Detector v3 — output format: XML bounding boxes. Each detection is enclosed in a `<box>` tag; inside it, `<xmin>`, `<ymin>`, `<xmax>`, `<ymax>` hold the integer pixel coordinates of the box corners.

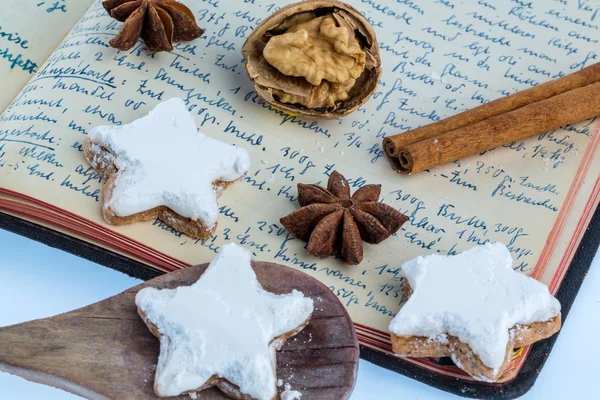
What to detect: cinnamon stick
<box><xmin>383</xmin><ymin>63</ymin><xmax>600</xmax><ymax>172</ymax></box>
<box><xmin>395</xmin><ymin>81</ymin><xmax>600</xmax><ymax>174</ymax></box>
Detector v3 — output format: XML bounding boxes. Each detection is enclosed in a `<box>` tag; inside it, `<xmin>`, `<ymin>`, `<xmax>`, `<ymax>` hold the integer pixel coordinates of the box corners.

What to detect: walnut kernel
<box><xmin>242</xmin><ymin>0</ymin><xmax>381</xmax><ymax>119</ymax></box>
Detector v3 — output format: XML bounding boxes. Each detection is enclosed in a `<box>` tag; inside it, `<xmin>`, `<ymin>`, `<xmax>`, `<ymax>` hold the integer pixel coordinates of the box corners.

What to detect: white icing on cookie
<box><xmin>136</xmin><ymin>243</ymin><xmax>314</xmax><ymax>399</ymax></box>
<box><xmin>389</xmin><ymin>243</ymin><xmax>560</xmax><ymax>370</ymax></box>
<box><xmin>88</xmin><ymin>98</ymin><xmax>251</xmax><ymax>228</ymax></box>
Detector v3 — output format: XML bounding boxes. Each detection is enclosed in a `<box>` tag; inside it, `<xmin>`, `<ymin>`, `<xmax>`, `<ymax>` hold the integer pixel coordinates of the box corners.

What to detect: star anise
<box><xmin>103</xmin><ymin>0</ymin><xmax>204</xmax><ymax>52</ymax></box>
<box><xmin>280</xmin><ymin>171</ymin><xmax>409</xmax><ymax>265</ymax></box>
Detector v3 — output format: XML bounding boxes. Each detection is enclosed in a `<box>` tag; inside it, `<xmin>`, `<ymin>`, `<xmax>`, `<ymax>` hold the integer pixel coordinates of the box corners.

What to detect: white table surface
<box><xmin>0</xmin><ymin>229</ymin><xmax>598</xmax><ymax>400</ymax></box>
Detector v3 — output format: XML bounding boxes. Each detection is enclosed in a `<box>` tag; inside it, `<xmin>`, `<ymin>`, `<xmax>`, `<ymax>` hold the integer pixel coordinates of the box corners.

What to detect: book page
<box><xmin>1</xmin><ymin>0</ymin><xmax>599</xmax><ymax>377</ymax></box>
<box><xmin>0</xmin><ymin>0</ymin><xmax>94</xmax><ymax>111</ymax></box>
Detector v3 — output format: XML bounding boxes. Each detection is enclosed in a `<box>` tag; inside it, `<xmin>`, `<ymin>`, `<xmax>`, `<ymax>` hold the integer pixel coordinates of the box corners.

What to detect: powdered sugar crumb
<box><xmin>281</xmin><ymin>384</ymin><xmax>302</xmax><ymax>400</ymax></box>
<box><xmin>189</xmin><ymin>392</ymin><xmax>197</xmax><ymax>399</ymax></box>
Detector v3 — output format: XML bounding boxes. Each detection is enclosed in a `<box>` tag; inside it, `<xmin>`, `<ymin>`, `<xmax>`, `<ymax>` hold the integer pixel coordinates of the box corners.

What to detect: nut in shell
<box><xmin>241</xmin><ymin>0</ymin><xmax>381</xmax><ymax>119</ymax></box>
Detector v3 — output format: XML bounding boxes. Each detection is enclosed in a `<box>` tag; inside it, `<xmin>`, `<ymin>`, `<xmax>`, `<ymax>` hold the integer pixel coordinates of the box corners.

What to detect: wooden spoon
<box><xmin>0</xmin><ymin>261</ymin><xmax>359</xmax><ymax>399</ymax></box>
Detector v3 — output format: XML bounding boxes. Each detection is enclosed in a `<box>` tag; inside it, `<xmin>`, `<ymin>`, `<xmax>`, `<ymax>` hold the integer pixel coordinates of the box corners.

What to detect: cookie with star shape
<box><xmin>83</xmin><ymin>98</ymin><xmax>251</xmax><ymax>239</ymax></box>
<box><xmin>135</xmin><ymin>243</ymin><xmax>314</xmax><ymax>399</ymax></box>
<box><xmin>389</xmin><ymin>243</ymin><xmax>561</xmax><ymax>382</ymax></box>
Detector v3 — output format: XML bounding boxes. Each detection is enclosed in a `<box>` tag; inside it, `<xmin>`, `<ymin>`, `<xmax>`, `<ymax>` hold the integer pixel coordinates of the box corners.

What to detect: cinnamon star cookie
<box><xmin>84</xmin><ymin>98</ymin><xmax>251</xmax><ymax>238</ymax></box>
<box><xmin>389</xmin><ymin>243</ymin><xmax>561</xmax><ymax>382</ymax></box>
<box><xmin>135</xmin><ymin>243</ymin><xmax>314</xmax><ymax>399</ymax></box>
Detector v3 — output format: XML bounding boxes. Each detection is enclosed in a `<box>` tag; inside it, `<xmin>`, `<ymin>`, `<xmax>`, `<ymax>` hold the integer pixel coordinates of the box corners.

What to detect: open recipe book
<box><xmin>1</xmin><ymin>0</ymin><xmax>599</xmax><ymax>386</ymax></box>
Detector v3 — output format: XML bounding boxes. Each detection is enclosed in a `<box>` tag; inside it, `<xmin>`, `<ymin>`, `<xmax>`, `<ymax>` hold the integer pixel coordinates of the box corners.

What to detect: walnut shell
<box><xmin>241</xmin><ymin>0</ymin><xmax>381</xmax><ymax>119</ymax></box>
